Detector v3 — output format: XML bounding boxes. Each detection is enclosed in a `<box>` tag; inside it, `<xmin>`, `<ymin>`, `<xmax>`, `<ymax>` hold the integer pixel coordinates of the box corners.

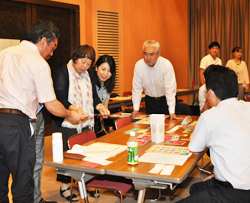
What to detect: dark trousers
<box><xmin>145</xmin><ymin>95</ymin><xmax>193</xmax><ymax>115</ymax></box>
<box><xmin>177</xmin><ymin>177</ymin><xmax>250</xmax><ymax>203</ymax></box>
<box><xmin>0</xmin><ymin>113</ymin><xmax>35</xmax><ymax>203</ymax></box>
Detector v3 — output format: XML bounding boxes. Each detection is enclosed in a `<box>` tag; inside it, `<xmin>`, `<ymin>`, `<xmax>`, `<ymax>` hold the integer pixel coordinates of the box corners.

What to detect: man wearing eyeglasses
<box><xmin>131</xmin><ymin>39</ymin><xmax>192</xmax><ymax>120</ymax></box>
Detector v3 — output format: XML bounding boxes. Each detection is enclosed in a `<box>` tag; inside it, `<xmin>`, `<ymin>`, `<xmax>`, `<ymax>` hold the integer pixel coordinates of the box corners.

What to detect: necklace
<box><xmin>233</xmin><ymin>59</ymin><xmax>241</xmax><ymax>68</ymax></box>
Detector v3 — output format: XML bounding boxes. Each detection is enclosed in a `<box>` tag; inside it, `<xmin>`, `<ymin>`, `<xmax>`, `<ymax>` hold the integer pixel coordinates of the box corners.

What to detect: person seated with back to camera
<box><xmin>177</xmin><ymin>65</ymin><xmax>250</xmax><ymax>203</ymax></box>
<box><xmin>198</xmin><ymin>65</ymin><xmax>220</xmax><ymax>113</ymax></box>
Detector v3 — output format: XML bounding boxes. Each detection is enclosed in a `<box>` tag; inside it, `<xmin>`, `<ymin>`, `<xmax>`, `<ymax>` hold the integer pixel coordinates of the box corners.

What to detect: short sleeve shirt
<box><xmin>0</xmin><ymin>40</ymin><xmax>56</xmax><ymax>119</ymax></box>
<box><xmin>200</xmin><ymin>54</ymin><xmax>222</xmax><ymax>70</ymax></box>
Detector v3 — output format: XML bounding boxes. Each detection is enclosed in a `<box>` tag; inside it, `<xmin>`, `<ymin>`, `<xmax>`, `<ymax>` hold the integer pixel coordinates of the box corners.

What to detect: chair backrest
<box><xmin>68</xmin><ymin>130</ymin><xmax>96</xmax><ymax>149</ymax></box>
<box><xmin>122</xmin><ymin>91</ymin><xmax>132</xmax><ymax>97</ymax></box>
<box><xmin>115</xmin><ymin>117</ymin><xmax>132</xmax><ymax>130</ymax></box>
<box><xmin>245</xmin><ymin>94</ymin><xmax>250</xmax><ymax>102</ymax></box>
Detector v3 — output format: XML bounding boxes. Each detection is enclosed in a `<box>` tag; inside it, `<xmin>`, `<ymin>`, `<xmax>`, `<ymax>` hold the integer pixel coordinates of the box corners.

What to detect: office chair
<box><xmin>66</xmin><ymin>130</ymin><xmax>132</xmax><ymax>203</ymax></box>
<box><xmin>87</xmin><ymin>179</ymin><xmax>132</xmax><ymax>203</ymax></box>
<box><xmin>115</xmin><ymin>117</ymin><xmax>132</xmax><ymax>130</ymax></box>
<box><xmin>55</xmin><ymin>130</ymin><xmax>97</xmax><ymax>203</ymax></box>
<box><xmin>67</xmin><ymin>130</ymin><xmax>96</xmax><ymax>148</ymax></box>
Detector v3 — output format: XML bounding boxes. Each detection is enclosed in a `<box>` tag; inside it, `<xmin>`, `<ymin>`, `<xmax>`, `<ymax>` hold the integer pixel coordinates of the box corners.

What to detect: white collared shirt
<box><xmin>198</xmin><ymin>84</ymin><xmax>207</xmax><ymax>111</ymax></box>
<box><xmin>200</xmin><ymin>54</ymin><xmax>222</xmax><ymax>70</ymax></box>
<box><xmin>132</xmin><ymin>56</ymin><xmax>177</xmax><ymax>114</ymax></box>
<box><xmin>189</xmin><ymin>98</ymin><xmax>250</xmax><ymax>190</ymax></box>
<box><xmin>0</xmin><ymin>40</ymin><xmax>56</xmax><ymax>119</ymax></box>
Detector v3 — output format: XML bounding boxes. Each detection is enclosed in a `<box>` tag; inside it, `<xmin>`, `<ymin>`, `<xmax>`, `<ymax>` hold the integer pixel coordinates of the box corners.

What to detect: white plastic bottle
<box><xmin>127</xmin><ymin>131</ymin><xmax>138</xmax><ymax>165</ymax></box>
<box><xmin>52</xmin><ymin>132</ymin><xmax>63</xmax><ymax>162</ymax></box>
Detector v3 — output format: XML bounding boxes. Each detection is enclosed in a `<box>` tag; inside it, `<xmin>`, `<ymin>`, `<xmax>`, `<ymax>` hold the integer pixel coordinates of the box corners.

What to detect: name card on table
<box><xmin>181</xmin><ymin>116</ymin><xmax>192</xmax><ymax>125</ymax></box>
<box><xmin>150</xmin><ymin>114</ymin><xmax>165</xmax><ymax>143</ymax></box>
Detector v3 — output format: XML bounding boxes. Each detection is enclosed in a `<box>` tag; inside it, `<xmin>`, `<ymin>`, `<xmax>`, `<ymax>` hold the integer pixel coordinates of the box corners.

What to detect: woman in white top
<box><xmin>226</xmin><ymin>47</ymin><xmax>249</xmax><ymax>100</ymax></box>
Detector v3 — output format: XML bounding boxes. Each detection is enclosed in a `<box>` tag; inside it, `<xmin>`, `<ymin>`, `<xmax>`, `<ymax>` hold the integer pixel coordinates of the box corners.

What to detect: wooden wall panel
<box><xmin>120</xmin><ymin>0</ymin><xmax>188</xmax><ymax>95</ymax></box>
<box><xmin>51</xmin><ymin>0</ymin><xmax>189</xmax><ymax>100</ymax></box>
<box><xmin>0</xmin><ymin>1</ymin><xmax>27</xmax><ymax>40</ymax></box>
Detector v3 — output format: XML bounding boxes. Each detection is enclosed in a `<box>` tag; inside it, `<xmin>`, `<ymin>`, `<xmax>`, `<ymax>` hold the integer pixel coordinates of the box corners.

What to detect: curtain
<box><xmin>188</xmin><ymin>0</ymin><xmax>250</xmax><ymax>87</ymax></box>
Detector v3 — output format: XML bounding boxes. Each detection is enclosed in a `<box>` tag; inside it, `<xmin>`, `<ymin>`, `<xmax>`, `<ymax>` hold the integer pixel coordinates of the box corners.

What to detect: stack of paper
<box><xmin>67</xmin><ymin>142</ymin><xmax>127</xmax><ymax>166</ymax></box>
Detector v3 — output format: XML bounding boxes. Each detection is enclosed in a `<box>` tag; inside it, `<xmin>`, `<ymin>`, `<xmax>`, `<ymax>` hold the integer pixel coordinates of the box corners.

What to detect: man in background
<box><xmin>199</xmin><ymin>41</ymin><xmax>222</xmax><ymax>86</ymax></box>
<box><xmin>0</xmin><ymin>20</ymin><xmax>86</xmax><ymax>203</ymax></box>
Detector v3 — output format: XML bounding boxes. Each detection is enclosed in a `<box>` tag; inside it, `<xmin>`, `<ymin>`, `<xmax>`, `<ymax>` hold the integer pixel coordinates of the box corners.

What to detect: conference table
<box><xmin>108</xmin><ymin>87</ymin><xmax>199</xmax><ymax>109</ymax></box>
<box><xmin>44</xmin><ymin>115</ymin><xmax>204</xmax><ymax>203</ymax></box>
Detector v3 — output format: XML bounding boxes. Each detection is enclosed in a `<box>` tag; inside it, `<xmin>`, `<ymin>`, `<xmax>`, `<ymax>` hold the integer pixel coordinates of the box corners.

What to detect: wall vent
<box><xmin>97</xmin><ymin>10</ymin><xmax>120</xmax><ymax>95</ymax></box>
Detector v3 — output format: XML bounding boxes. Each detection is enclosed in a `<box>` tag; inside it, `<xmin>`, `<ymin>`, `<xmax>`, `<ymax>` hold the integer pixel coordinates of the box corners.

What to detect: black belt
<box><xmin>0</xmin><ymin>109</ymin><xmax>27</xmax><ymax>117</ymax></box>
<box><xmin>146</xmin><ymin>95</ymin><xmax>165</xmax><ymax>100</ymax></box>
<box><xmin>215</xmin><ymin>179</ymin><xmax>233</xmax><ymax>188</ymax></box>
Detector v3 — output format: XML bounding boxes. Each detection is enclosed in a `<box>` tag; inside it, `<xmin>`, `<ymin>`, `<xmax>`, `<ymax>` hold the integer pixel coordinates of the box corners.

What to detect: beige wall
<box><xmin>51</xmin><ymin>0</ymin><xmax>188</xmax><ymax>100</ymax></box>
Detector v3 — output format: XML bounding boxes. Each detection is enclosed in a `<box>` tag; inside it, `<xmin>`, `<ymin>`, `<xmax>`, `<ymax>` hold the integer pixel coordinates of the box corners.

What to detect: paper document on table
<box><xmin>136</xmin><ymin>117</ymin><xmax>150</xmax><ymax>124</ymax></box>
<box><xmin>110</xmin><ymin>96</ymin><xmax>131</xmax><ymax>100</ymax></box>
<box><xmin>160</xmin><ymin>165</ymin><xmax>175</xmax><ymax>175</ymax></box>
<box><xmin>138</xmin><ymin>152</ymin><xmax>192</xmax><ymax>166</ymax></box>
<box><xmin>86</xmin><ymin>142</ymin><xmax>121</xmax><ymax>152</ymax></box>
<box><xmin>166</xmin><ymin>125</ymin><xmax>180</xmax><ymax>133</ymax></box>
<box><xmin>67</xmin><ymin>142</ymin><xmax>126</xmax><ymax>162</ymax></box>
<box><xmin>67</xmin><ymin>144</ymin><xmax>86</xmax><ymax>154</ymax></box>
<box><xmin>83</xmin><ymin>143</ymin><xmax>127</xmax><ymax>160</ymax></box>
<box><xmin>149</xmin><ymin>164</ymin><xmax>165</xmax><ymax>174</ymax></box>
<box><xmin>132</xmin><ymin>115</ymin><xmax>148</xmax><ymax>120</ymax></box>
<box><xmin>110</xmin><ymin>113</ymin><xmax>131</xmax><ymax>118</ymax></box>
<box><xmin>136</xmin><ymin>115</ymin><xmax>169</xmax><ymax>124</ymax></box>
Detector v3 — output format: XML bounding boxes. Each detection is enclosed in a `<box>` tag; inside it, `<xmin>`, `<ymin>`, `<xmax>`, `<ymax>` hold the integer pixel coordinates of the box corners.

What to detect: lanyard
<box><xmin>101</xmin><ymin>90</ymin><xmax>104</xmax><ymax>104</ymax></box>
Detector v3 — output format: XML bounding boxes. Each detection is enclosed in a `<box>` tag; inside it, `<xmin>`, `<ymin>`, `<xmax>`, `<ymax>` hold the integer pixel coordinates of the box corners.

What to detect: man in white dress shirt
<box><xmin>132</xmin><ymin>40</ymin><xmax>191</xmax><ymax>120</ymax></box>
<box><xmin>199</xmin><ymin>41</ymin><xmax>222</xmax><ymax>86</ymax></box>
<box><xmin>178</xmin><ymin>65</ymin><xmax>250</xmax><ymax>202</ymax></box>
<box><xmin>0</xmin><ymin>20</ymin><xmax>86</xmax><ymax>203</ymax></box>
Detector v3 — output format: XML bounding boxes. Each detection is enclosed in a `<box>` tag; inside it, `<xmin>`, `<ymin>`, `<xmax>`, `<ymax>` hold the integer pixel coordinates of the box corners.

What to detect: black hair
<box><xmin>72</xmin><ymin>45</ymin><xmax>96</xmax><ymax>67</ymax></box>
<box><xmin>26</xmin><ymin>19</ymin><xmax>60</xmax><ymax>44</ymax></box>
<box><xmin>204</xmin><ymin>64</ymin><xmax>219</xmax><ymax>81</ymax></box>
<box><xmin>205</xmin><ymin>65</ymin><xmax>238</xmax><ymax>100</ymax></box>
<box><xmin>232</xmin><ymin>46</ymin><xmax>242</xmax><ymax>53</ymax></box>
<box><xmin>94</xmin><ymin>55</ymin><xmax>116</xmax><ymax>94</ymax></box>
<box><xmin>208</xmin><ymin>41</ymin><xmax>220</xmax><ymax>49</ymax></box>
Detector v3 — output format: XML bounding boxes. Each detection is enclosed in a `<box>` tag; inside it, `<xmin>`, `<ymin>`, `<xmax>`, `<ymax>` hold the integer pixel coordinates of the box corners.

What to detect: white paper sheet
<box><xmin>166</xmin><ymin>125</ymin><xmax>180</xmax><ymax>133</ymax></box>
<box><xmin>110</xmin><ymin>96</ymin><xmax>132</xmax><ymax>100</ymax></box>
<box><xmin>86</xmin><ymin>142</ymin><xmax>121</xmax><ymax>152</ymax></box>
<box><xmin>67</xmin><ymin>144</ymin><xmax>86</xmax><ymax>154</ymax></box>
<box><xmin>149</xmin><ymin>164</ymin><xmax>165</xmax><ymax>174</ymax></box>
<box><xmin>66</xmin><ymin>142</ymin><xmax>127</xmax><ymax>165</ymax></box>
<box><xmin>138</xmin><ymin>152</ymin><xmax>192</xmax><ymax>166</ymax></box>
<box><xmin>136</xmin><ymin>115</ymin><xmax>169</xmax><ymax>124</ymax></box>
<box><xmin>83</xmin><ymin>143</ymin><xmax>127</xmax><ymax>160</ymax></box>
<box><xmin>160</xmin><ymin>165</ymin><xmax>175</xmax><ymax>175</ymax></box>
